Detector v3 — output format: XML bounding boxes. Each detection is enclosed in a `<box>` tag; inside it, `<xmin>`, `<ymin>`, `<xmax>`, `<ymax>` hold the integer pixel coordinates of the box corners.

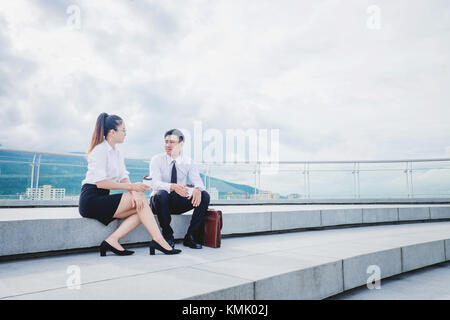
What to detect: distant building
<box><xmin>208</xmin><ymin>187</ymin><xmax>219</xmax><ymax>200</ymax></box>
<box><xmin>21</xmin><ymin>185</ymin><xmax>66</xmax><ymax>201</ymax></box>
<box><xmin>64</xmin><ymin>195</ymin><xmax>80</xmax><ymax>201</ymax></box>
<box><xmin>224</xmin><ymin>192</ymin><xmax>248</xmax><ymax>200</ymax></box>
<box><xmin>252</xmin><ymin>190</ymin><xmax>279</xmax><ymax>200</ymax></box>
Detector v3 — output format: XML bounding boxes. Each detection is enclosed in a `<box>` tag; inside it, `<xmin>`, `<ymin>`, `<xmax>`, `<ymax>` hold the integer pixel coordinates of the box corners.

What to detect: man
<box><xmin>149</xmin><ymin>129</ymin><xmax>210</xmax><ymax>249</ymax></box>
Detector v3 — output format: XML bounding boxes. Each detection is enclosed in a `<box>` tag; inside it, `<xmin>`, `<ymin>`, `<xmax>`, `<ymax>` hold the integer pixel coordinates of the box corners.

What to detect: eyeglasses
<box><xmin>116</xmin><ymin>129</ymin><xmax>127</xmax><ymax>133</ymax></box>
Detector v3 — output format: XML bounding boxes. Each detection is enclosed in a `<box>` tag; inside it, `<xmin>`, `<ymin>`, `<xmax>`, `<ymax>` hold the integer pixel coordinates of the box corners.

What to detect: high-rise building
<box><xmin>22</xmin><ymin>185</ymin><xmax>66</xmax><ymax>200</ymax></box>
<box><xmin>208</xmin><ymin>187</ymin><xmax>219</xmax><ymax>200</ymax></box>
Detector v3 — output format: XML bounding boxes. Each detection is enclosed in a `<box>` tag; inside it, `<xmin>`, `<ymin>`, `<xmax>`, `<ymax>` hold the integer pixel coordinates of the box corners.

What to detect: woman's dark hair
<box><xmin>164</xmin><ymin>129</ymin><xmax>184</xmax><ymax>142</ymax></box>
<box><xmin>87</xmin><ymin>113</ymin><xmax>123</xmax><ymax>154</ymax></box>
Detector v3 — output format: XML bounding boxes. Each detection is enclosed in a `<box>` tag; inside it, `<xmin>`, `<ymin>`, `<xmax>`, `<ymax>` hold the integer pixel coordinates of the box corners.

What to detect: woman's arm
<box><xmin>95</xmin><ymin>179</ymin><xmax>132</xmax><ymax>191</ymax></box>
<box><xmin>119</xmin><ymin>177</ymin><xmax>149</xmax><ymax>193</ymax></box>
<box><xmin>95</xmin><ymin>179</ymin><xmax>149</xmax><ymax>192</ymax></box>
<box><xmin>119</xmin><ymin>177</ymin><xmax>148</xmax><ymax>211</ymax></box>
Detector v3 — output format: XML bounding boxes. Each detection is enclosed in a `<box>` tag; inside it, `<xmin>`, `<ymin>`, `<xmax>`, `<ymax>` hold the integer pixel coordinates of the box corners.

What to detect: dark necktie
<box><xmin>170</xmin><ymin>160</ymin><xmax>177</xmax><ymax>184</ymax></box>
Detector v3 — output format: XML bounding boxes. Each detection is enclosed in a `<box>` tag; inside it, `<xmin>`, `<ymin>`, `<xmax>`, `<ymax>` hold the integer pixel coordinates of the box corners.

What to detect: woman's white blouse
<box><xmin>82</xmin><ymin>140</ymin><xmax>130</xmax><ymax>185</ymax></box>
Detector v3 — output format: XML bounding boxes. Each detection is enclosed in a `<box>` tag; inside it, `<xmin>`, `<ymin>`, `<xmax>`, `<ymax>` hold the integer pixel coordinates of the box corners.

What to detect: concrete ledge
<box><xmin>221</xmin><ymin>211</ymin><xmax>272</xmax><ymax>235</ymax></box>
<box><xmin>321</xmin><ymin>209</ymin><xmax>363</xmax><ymax>226</ymax></box>
<box><xmin>270</xmin><ymin>210</ymin><xmax>321</xmax><ymax>231</ymax></box>
<box><xmin>2</xmin><ymin>198</ymin><xmax>450</xmax><ymax>207</ymax></box>
<box><xmin>343</xmin><ymin>248</ymin><xmax>402</xmax><ymax>291</ymax></box>
<box><xmin>446</xmin><ymin>239</ymin><xmax>450</xmax><ymax>260</ymax></box>
<box><xmin>254</xmin><ymin>260</ymin><xmax>343</xmax><ymax>299</ymax></box>
<box><xmin>402</xmin><ymin>240</ymin><xmax>446</xmax><ymax>272</ymax></box>
<box><xmin>1</xmin><ymin>205</ymin><xmax>450</xmax><ymax>259</ymax></box>
<box><xmin>1</xmin><ymin>222</ymin><xmax>449</xmax><ymax>300</ymax></box>
<box><xmin>362</xmin><ymin>208</ymin><xmax>398</xmax><ymax>224</ymax></box>
<box><xmin>430</xmin><ymin>206</ymin><xmax>450</xmax><ymax>219</ymax></box>
<box><xmin>399</xmin><ymin>207</ymin><xmax>430</xmax><ymax>221</ymax></box>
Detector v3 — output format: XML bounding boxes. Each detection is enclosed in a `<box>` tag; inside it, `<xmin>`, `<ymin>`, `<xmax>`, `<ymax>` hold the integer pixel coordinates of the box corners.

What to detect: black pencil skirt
<box><xmin>78</xmin><ymin>183</ymin><xmax>123</xmax><ymax>226</ymax></box>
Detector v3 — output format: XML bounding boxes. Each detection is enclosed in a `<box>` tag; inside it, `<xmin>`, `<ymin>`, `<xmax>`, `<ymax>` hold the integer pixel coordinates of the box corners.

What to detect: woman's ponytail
<box><xmin>87</xmin><ymin>113</ymin><xmax>123</xmax><ymax>155</ymax></box>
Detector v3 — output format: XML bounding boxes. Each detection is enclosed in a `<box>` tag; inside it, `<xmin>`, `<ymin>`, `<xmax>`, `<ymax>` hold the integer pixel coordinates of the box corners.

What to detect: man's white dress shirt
<box><xmin>82</xmin><ymin>140</ymin><xmax>130</xmax><ymax>186</ymax></box>
<box><xmin>149</xmin><ymin>152</ymin><xmax>205</xmax><ymax>196</ymax></box>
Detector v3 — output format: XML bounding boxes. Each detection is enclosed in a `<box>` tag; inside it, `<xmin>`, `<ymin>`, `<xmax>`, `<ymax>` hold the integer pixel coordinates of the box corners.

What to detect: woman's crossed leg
<box><xmin>106</xmin><ymin>192</ymin><xmax>172</xmax><ymax>251</ymax></box>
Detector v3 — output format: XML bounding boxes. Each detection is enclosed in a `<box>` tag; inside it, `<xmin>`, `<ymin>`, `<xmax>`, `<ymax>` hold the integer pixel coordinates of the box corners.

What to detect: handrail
<box><xmin>2</xmin><ymin>148</ymin><xmax>450</xmax><ymax>203</ymax></box>
<box><xmin>1</xmin><ymin>148</ymin><xmax>450</xmax><ymax>164</ymax></box>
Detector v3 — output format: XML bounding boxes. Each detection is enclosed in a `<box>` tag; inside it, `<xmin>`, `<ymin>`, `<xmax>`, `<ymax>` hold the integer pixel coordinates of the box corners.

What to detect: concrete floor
<box><xmin>1</xmin><ymin>221</ymin><xmax>449</xmax><ymax>300</ymax></box>
<box><xmin>1</xmin><ymin>203</ymin><xmax>449</xmax><ymax>221</ymax></box>
<box><xmin>330</xmin><ymin>261</ymin><xmax>450</xmax><ymax>300</ymax></box>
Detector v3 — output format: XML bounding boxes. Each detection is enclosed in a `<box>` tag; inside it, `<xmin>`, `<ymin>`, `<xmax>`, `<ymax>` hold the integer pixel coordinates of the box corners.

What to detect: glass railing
<box><xmin>1</xmin><ymin>148</ymin><xmax>450</xmax><ymax>206</ymax></box>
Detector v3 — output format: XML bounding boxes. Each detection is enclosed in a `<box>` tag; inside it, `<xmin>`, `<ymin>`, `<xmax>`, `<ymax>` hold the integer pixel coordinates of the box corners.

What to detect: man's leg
<box><xmin>187</xmin><ymin>191</ymin><xmax>210</xmax><ymax>237</ymax></box>
<box><xmin>170</xmin><ymin>191</ymin><xmax>210</xmax><ymax>247</ymax></box>
<box><xmin>149</xmin><ymin>190</ymin><xmax>174</xmax><ymax>241</ymax></box>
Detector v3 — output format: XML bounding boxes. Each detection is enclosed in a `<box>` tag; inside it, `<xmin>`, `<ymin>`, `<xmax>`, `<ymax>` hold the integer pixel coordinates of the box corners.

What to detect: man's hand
<box><xmin>188</xmin><ymin>188</ymin><xmax>202</xmax><ymax>207</ymax></box>
<box><xmin>171</xmin><ymin>184</ymin><xmax>189</xmax><ymax>197</ymax></box>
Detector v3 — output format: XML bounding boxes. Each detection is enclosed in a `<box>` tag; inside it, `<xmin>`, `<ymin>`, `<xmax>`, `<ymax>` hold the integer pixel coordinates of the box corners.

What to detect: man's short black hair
<box><xmin>164</xmin><ymin>129</ymin><xmax>184</xmax><ymax>142</ymax></box>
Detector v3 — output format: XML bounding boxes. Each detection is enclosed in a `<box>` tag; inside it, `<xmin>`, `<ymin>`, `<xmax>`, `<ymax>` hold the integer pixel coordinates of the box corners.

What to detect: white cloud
<box><xmin>0</xmin><ymin>0</ymin><xmax>449</xmax><ymax>162</ymax></box>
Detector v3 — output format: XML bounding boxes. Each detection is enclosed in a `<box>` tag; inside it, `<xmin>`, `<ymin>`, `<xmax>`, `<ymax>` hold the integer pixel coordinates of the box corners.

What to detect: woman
<box><xmin>79</xmin><ymin>112</ymin><xmax>181</xmax><ymax>256</ymax></box>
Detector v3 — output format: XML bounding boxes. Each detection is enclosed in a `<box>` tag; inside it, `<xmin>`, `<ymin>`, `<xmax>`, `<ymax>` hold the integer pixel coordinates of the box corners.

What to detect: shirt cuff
<box><xmin>93</xmin><ymin>174</ymin><xmax>108</xmax><ymax>183</ymax></box>
<box><xmin>120</xmin><ymin>174</ymin><xmax>130</xmax><ymax>182</ymax></box>
<box><xmin>194</xmin><ymin>185</ymin><xmax>205</xmax><ymax>191</ymax></box>
<box><xmin>155</xmin><ymin>182</ymin><xmax>171</xmax><ymax>193</ymax></box>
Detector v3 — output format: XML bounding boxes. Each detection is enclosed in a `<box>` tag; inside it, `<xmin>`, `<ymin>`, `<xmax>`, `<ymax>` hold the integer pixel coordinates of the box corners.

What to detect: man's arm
<box><xmin>188</xmin><ymin>164</ymin><xmax>206</xmax><ymax>191</ymax></box>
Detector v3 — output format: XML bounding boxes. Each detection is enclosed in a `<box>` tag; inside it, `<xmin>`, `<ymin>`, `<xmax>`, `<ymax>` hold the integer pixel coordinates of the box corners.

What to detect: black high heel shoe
<box><xmin>100</xmin><ymin>240</ymin><xmax>134</xmax><ymax>256</ymax></box>
<box><xmin>149</xmin><ymin>240</ymin><xmax>182</xmax><ymax>255</ymax></box>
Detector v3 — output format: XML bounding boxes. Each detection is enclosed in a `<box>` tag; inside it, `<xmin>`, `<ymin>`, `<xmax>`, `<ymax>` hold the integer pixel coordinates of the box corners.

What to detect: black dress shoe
<box><xmin>149</xmin><ymin>240</ymin><xmax>181</xmax><ymax>255</ymax></box>
<box><xmin>183</xmin><ymin>234</ymin><xmax>202</xmax><ymax>249</ymax></box>
<box><xmin>100</xmin><ymin>240</ymin><xmax>134</xmax><ymax>256</ymax></box>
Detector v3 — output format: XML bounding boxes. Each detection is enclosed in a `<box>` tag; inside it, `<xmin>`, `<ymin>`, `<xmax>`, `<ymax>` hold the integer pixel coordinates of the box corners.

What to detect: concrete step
<box><xmin>1</xmin><ymin>221</ymin><xmax>449</xmax><ymax>300</ymax></box>
<box><xmin>1</xmin><ymin>204</ymin><xmax>450</xmax><ymax>259</ymax></box>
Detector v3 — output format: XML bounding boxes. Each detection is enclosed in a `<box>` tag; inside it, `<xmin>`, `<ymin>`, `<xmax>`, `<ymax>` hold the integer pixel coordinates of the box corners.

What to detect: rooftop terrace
<box><xmin>1</xmin><ymin>204</ymin><xmax>449</xmax><ymax>300</ymax></box>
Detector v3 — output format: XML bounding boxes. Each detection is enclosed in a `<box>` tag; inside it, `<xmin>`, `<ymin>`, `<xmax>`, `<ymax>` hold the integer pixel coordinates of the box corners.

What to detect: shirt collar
<box><xmin>102</xmin><ymin>139</ymin><xmax>115</xmax><ymax>152</ymax></box>
<box><xmin>166</xmin><ymin>153</ymin><xmax>183</xmax><ymax>165</ymax></box>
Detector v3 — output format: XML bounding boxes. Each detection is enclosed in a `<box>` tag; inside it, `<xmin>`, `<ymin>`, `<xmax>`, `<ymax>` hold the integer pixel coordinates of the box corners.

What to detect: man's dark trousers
<box><xmin>150</xmin><ymin>190</ymin><xmax>210</xmax><ymax>241</ymax></box>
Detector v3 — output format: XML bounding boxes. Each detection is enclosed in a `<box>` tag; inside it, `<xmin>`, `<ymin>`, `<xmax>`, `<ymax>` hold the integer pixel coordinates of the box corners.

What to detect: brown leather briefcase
<box><xmin>202</xmin><ymin>208</ymin><xmax>223</xmax><ymax>248</ymax></box>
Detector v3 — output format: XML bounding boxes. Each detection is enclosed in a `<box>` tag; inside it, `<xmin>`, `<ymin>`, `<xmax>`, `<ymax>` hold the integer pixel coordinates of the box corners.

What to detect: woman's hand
<box><xmin>130</xmin><ymin>191</ymin><xmax>147</xmax><ymax>211</ymax></box>
<box><xmin>170</xmin><ymin>184</ymin><xmax>189</xmax><ymax>197</ymax></box>
<box><xmin>130</xmin><ymin>182</ymin><xmax>150</xmax><ymax>193</ymax></box>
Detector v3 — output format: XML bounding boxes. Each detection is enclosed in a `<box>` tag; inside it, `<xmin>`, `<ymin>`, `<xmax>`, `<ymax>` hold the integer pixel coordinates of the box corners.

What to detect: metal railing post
<box><xmin>304</xmin><ymin>162</ymin><xmax>310</xmax><ymax>199</ymax></box>
<box><xmin>35</xmin><ymin>154</ymin><xmax>42</xmax><ymax>190</ymax></box>
<box><xmin>405</xmin><ymin>161</ymin><xmax>410</xmax><ymax>198</ymax></box>
<box><xmin>258</xmin><ymin>162</ymin><xmax>261</xmax><ymax>195</ymax></box>
<box><xmin>253</xmin><ymin>164</ymin><xmax>257</xmax><ymax>198</ymax></box>
<box><xmin>353</xmin><ymin>162</ymin><xmax>357</xmax><ymax>198</ymax></box>
<box><xmin>206</xmin><ymin>164</ymin><xmax>210</xmax><ymax>191</ymax></box>
<box><xmin>30</xmin><ymin>153</ymin><xmax>36</xmax><ymax>191</ymax></box>
<box><xmin>357</xmin><ymin>162</ymin><xmax>360</xmax><ymax>198</ymax></box>
<box><xmin>409</xmin><ymin>162</ymin><xmax>414</xmax><ymax>198</ymax></box>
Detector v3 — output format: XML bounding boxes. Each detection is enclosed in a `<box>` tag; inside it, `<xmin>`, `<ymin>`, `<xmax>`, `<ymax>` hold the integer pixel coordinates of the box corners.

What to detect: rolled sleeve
<box><xmin>188</xmin><ymin>164</ymin><xmax>206</xmax><ymax>191</ymax></box>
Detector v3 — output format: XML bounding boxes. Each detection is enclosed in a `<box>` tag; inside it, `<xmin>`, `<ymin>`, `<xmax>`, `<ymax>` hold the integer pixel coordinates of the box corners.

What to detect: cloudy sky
<box><xmin>1</xmin><ymin>0</ymin><xmax>449</xmax><ymax>162</ymax></box>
